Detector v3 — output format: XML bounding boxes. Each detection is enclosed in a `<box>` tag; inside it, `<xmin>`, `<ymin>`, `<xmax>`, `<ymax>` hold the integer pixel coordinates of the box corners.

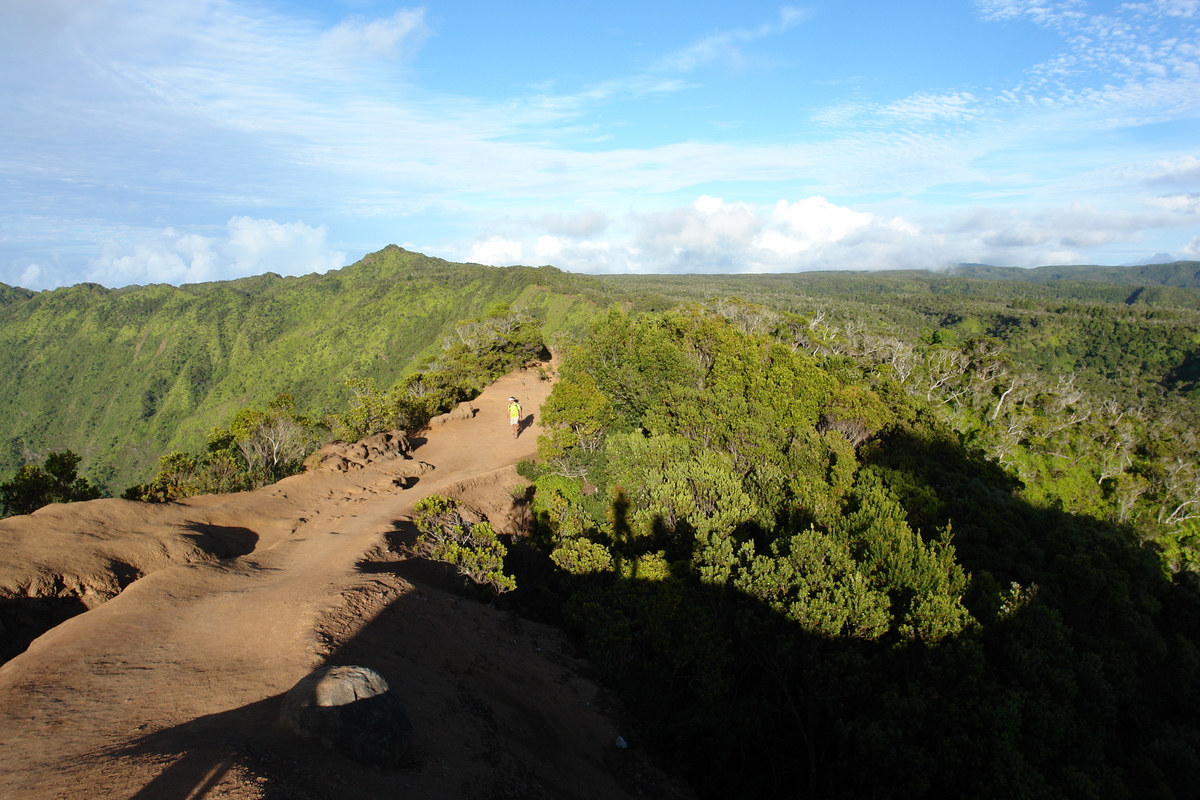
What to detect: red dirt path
<box><xmin>0</xmin><ymin>368</ymin><xmax>693</xmax><ymax>800</ymax></box>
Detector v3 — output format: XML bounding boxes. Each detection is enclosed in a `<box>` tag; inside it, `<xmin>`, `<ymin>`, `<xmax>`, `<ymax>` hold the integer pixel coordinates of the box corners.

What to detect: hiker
<box><xmin>508</xmin><ymin>397</ymin><xmax>522</xmax><ymax>438</ymax></box>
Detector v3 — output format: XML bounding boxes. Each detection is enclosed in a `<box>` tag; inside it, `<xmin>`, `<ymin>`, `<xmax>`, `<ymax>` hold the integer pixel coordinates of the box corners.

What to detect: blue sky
<box><xmin>2</xmin><ymin>0</ymin><xmax>1199</xmax><ymax>289</ymax></box>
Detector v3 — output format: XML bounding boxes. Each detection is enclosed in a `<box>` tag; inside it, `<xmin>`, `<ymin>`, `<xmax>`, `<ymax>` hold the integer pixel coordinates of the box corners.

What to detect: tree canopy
<box><xmin>513</xmin><ymin>301</ymin><xmax>1200</xmax><ymax>799</ymax></box>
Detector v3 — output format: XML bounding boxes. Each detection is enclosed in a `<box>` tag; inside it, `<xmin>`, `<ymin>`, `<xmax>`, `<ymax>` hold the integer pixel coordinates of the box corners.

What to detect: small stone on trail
<box><xmin>279</xmin><ymin>665</ymin><xmax>413</xmax><ymax>768</ymax></box>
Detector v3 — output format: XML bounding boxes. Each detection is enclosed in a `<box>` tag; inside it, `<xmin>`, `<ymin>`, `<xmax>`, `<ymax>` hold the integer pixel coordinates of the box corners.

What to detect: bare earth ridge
<box><xmin>0</xmin><ymin>368</ymin><xmax>693</xmax><ymax>799</ymax></box>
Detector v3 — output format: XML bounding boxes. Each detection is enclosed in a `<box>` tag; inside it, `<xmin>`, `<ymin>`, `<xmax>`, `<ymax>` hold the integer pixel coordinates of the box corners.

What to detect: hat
<box><xmin>509</xmin><ymin>397</ymin><xmax>517</xmax><ymax>402</ymax></box>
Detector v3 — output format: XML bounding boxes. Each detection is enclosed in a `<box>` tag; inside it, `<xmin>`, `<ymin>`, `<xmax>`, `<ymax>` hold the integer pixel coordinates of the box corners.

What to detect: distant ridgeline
<box><xmin>0</xmin><ymin>246</ymin><xmax>609</xmax><ymax>489</ymax></box>
<box><xmin>1</xmin><ymin>251</ymin><xmax>1199</xmax><ymax>495</ymax></box>
<box><xmin>951</xmin><ymin>260</ymin><xmax>1200</xmax><ymax>288</ymax></box>
<box><xmin>604</xmin><ymin>261</ymin><xmax>1200</xmax><ymax>401</ymax></box>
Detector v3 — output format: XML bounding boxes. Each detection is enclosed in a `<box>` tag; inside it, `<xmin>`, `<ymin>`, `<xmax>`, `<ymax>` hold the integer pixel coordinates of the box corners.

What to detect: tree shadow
<box><xmin>358</xmin><ymin>518</ymin><xmax>477</xmax><ymax>595</ymax></box>
<box><xmin>505</xmin><ymin>424</ymin><xmax>1200</xmax><ymax>799</ymax></box>
<box><xmin>110</xmin><ymin>559</ymin><xmax>687</xmax><ymax>800</ymax></box>
<box><xmin>108</xmin><ymin>418</ymin><xmax>1200</xmax><ymax>800</ymax></box>
<box><xmin>121</xmin><ymin>697</ymin><xmax>280</xmax><ymax>800</ymax></box>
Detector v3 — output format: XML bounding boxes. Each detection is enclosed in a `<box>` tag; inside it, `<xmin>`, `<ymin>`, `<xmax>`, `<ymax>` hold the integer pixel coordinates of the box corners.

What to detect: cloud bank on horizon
<box><xmin>1</xmin><ymin>0</ymin><xmax>1198</xmax><ymax>290</ymax></box>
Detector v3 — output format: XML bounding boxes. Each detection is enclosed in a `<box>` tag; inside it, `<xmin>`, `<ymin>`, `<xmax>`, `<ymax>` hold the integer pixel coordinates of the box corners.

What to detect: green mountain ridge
<box><xmin>4</xmin><ymin>250</ymin><xmax>1200</xmax><ymax>492</ymax></box>
<box><xmin>0</xmin><ymin>246</ymin><xmax>609</xmax><ymax>488</ymax></box>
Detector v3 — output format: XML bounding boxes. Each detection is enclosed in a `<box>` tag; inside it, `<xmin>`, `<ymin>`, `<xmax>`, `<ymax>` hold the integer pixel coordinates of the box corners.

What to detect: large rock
<box><xmin>449</xmin><ymin>400</ymin><xmax>476</xmax><ymax>420</ymax></box>
<box><xmin>303</xmin><ymin>430</ymin><xmax>413</xmax><ymax>472</ymax></box>
<box><xmin>279</xmin><ymin>665</ymin><xmax>413</xmax><ymax>768</ymax></box>
<box><xmin>429</xmin><ymin>400</ymin><xmax>476</xmax><ymax>426</ymax></box>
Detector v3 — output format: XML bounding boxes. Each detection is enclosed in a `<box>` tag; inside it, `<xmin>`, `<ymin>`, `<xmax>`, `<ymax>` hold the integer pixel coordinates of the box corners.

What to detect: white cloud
<box><xmin>322</xmin><ymin>7</ymin><xmax>431</xmax><ymax>59</ymax></box>
<box><xmin>622</xmin><ymin>197</ymin><xmax>763</xmax><ymax>272</ymax></box>
<box><xmin>534</xmin><ymin>235</ymin><xmax>563</xmax><ymax>260</ymax></box>
<box><xmin>224</xmin><ymin>216</ymin><xmax>347</xmax><ymax>275</ymax></box>
<box><xmin>84</xmin><ymin>217</ymin><xmax>345</xmax><ymax>287</ymax></box>
<box><xmin>1163</xmin><ymin>0</ymin><xmax>1199</xmax><ymax>19</ymax></box>
<box><xmin>757</xmin><ymin>196</ymin><xmax>876</xmax><ymax>255</ymax></box>
<box><xmin>1144</xmin><ymin>156</ymin><xmax>1200</xmax><ymax>187</ymax></box>
<box><xmin>468</xmin><ymin>236</ymin><xmax>523</xmax><ymax>266</ymax></box>
<box><xmin>1146</xmin><ymin>193</ymin><xmax>1200</xmax><ymax>212</ymax></box>
<box><xmin>531</xmin><ymin>196</ymin><xmax>927</xmax><ymax>274</ymax></box>
<box><xmin>537</xmin><ymin>210</ymin><xmax>608</xmax><ymax>238</ymax></box>
<box><xmin>18</xmin><ymin>263</ymin><xmax>45</xmax><ymax>289</ymax></box>
<box><xmin>653</xmin><ymin>7</ymin><xmax>808</xmax><ymax>73</ymax></box>
<box><xmin>524</xmin><ymin>194</ymin><xmax>1198</xmax><ymax>274</ymax></box>
<box><xmin>948</xmin><ymin>201</ymin><xmax>1183</xmax><ymax>250</ymax></box>
<box><xmin>535</xmin><ymin>235</ymin><xmax>614</xmax><ymax>270</ymax></box>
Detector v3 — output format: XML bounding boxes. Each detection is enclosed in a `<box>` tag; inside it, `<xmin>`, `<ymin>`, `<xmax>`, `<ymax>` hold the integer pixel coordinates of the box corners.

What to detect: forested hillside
<box><xmin>517</xmin><ymin>300</ymin><xmax>1200</xmax><ymax>798</ymax></box>
<box><xmin>952</xmin><ymin>260</ymin><xmax>1200</xmax><ymax>288</ymax></box>
<box><xmin>0</xmin><ymin>247</ymin><xmax>606</xmax><ymax>489</ymax></box>
<box><xmin>604</xmin><ymin>271</ymin><xmax>1200</xmax><ymax>559</ymax></box>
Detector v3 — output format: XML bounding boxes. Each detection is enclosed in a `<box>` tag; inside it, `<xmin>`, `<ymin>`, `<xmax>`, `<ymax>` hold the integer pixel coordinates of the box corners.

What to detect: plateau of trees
<box><xmin>512</xmin><ymin>301</ymin><xmax>1200</xmax><ymax>799</ymax></box>
<box><xmin>326</xmin><ymin>303</ymin><xmax>546</xmax><ymax>443</ymax></box>
<box><xmin>122</xmin><ymin>392</ymin><xmax>322</xmax><ymax>502</ymax></box>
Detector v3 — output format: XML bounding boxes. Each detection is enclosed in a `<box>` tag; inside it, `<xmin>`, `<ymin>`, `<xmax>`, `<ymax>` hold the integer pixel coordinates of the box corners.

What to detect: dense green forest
<box><xmin>515</xmin><ymin>299</ymin><xmax>1200</xmax><ymax>798</ymax></box>
<box><xmin>5</xmin><ymin>250</ymin><xmax>1200</xmax><ymax>795</ymax></box>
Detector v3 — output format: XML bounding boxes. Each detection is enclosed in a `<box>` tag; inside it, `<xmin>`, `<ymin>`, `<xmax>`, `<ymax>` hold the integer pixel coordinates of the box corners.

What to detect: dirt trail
<box><xmin>0</xmin><ymin>370</ymin><xmax>691</xmax><ymax>799</ymax></box>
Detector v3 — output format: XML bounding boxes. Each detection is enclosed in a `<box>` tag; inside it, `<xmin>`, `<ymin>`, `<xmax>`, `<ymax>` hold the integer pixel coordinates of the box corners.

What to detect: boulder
<box><xmin>279</xmin><ymin>665</ymin><xmax>413</xmax><ymax>768</ymax></box>
<box><xmin>303</xmin><ymin>430</ymin><xmax>413</xmax><ymax>472</ymax></box>
<box><xmin>449</xmin><ymin>401</ymin><xmax>476</xmax><ymax>420</ymax></box>
<box><xmin>431</xmin><ymin>401</ymin><xmax>476</xmax><ymax>425</ymax></box>
<box><xmin>361</xmin><ymin>430</ymin><xmax>411</xmax><ymax>460</ymax></box>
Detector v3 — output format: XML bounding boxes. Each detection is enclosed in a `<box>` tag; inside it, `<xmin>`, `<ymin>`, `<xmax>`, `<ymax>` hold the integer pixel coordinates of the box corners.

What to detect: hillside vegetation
<box><xmin>517</xmin><ymin>299</ymin><xmax>1200</xmax><ymax>798</ymax></box>
<box><xmin>0</xmin><ymin>247</ymin><xmax>606</xmax><ymax>489</ymax></box>
<box><xmin>4</xmin><ymin>251</ymin><xmax>1200</xmax><ymax>796</ymax></box>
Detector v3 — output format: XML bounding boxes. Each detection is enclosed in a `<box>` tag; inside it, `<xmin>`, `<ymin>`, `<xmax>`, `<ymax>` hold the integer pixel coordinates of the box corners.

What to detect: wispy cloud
<box><xmin>882</xmin><ymin>92</ymin><xmax>981</xmax><ymax>123</ymax></box>
<box><xmin>322</xmin><ymin>7</ymin><xmax>431</xmax><ymax>59</ymax></box>
<box><xmin>977</xmin><ymin>0</ymin><xmax>1200</xmax><ymax>113</ymax></box>
<box><xmin>652</xmin><ymin>6</ymin><xmax>808</xmax><ymax>73</ymax></box>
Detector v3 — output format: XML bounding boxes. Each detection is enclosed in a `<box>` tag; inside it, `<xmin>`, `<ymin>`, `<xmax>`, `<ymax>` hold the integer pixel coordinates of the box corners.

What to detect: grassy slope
<box><xmin>0</xmin><ymin>247</ymin><xmax>609</xmax><ymax>490</ymax></box>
